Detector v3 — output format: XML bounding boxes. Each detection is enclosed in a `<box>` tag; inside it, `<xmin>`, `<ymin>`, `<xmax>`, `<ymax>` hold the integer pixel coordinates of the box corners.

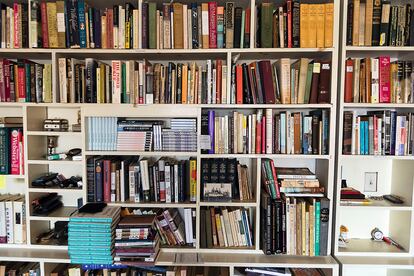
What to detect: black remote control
<box><xmin>383</xmin><ymin>195</ymin><xmax>404</xmax><ymax>204</ymax></box>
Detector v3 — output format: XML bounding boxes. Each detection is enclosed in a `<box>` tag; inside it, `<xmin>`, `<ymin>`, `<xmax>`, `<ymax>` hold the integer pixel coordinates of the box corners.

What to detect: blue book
<box><xmin>280</xmin><ymin>113</ymin><xmax>286</xmax><ymax>153</ymax></box>
<box><xmin>208</xmin><ymin>110</ymin><xmax>215</xmax><ymax>154</ymax></box>
<box><xmin>81</xmin><ymin>264</ymin><xmax>128</xmax><ymax>270</ymax></box>
<box><xmin>364</xmin><ymin>121</ymin><xmax>369</xmax><ymax>155</ymax></box>
<box><xmin>242</xmin><ymin>209</ymin><xmax>252</xmax><ymax>247</ymax></box>
<box><xmin>77</xmin><ymin>0</ymin><xmax>87</xmax><ymax>48</ymax></box>
<box><xmin>359</xmin><ymin>120</ymin><xmax>364</xmax><ymax>155</ymax></box>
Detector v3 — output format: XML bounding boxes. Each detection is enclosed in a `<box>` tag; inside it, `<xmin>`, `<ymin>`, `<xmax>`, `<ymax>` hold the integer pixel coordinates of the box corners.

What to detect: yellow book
<box><xmin>46</xmin><ymin>2</ymin><xmax>58</xmax><ymax>48</ymax></box>
<box><xmin>96</xmin><ymin>67</ymin><xmax>101</xmax><ymax>103</ymax></box>
<box><xmin>100</xmin><ymin>64</ymin><xmax>105</xmax><ymax>103</ymax></box>
<box><xmin>308</xmin><ymin>5</ymin><xmax>317</xmax><ymax>48</ymax></box>
<box><xmin>215</xmin><ymin>213</ymin><xmax>225</xmax><ymax>247</ymax></box>
<box><xmin>189</xmin><ymin>159</ymin><xmax>197</xmax><ymax>202</ymax></box>
<box><xmin>299</xmin><ymin>4</ymin><xmax>309</xmax><ymax>47</ymax></box>
<box><xmin>352</xmin><ymin>0</ymin><xmax>360</xmax><ymax>46</ymax></box>
<box><xmin>182</xmin><ymin>64</ymin><xmax>188</xmax><ymax>104</ymax></box>
<box><xmin>309</xmin><ymin>199</ymin><xmax>315</xmax><ymax>256</ymax></box>
<box><xmin>101</xmin><ymin>15</ymin><xmax>107</xmax><ymax>49</ymax></box>
<box><xmin>56</xmin><ymin>1</ymin><xmax>66</xmax><ymax>48</ymax></box>
<box><xmin>316</xmin><ymin>4</ymin><xmax>325</xmax><ymax>48</ymax></box>
<box><xmin>324</xmin><ymin>3</ymin><xmax>334</xmax><ymax>48</ymax></box>
<box><xmin>85</xmin><ymin>10</ymin><xmax>90</xmax><ymax>48</ymax></box>
<box><xmin>201</xmin><ymin>3</ymin><xmax>209</xmax><ymax>49</ymax></box>
<box><xmin>42</xmin><ymin>64</ymin><xmax>52</xmax><ymax>103</ymax></box>
<box><xmin>301</xmin><ymin>200</ymin><xmax>306</xmax><ymax>255</ymax></box>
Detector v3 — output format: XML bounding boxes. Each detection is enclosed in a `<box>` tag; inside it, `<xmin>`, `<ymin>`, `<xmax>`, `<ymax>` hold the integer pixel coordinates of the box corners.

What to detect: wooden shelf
<box><xmin>345</xmin><ymin>46</ymin><xmax>414</xmax><ymax>52</ymax></box>
<box><xmin>338</xmin><ymin>239</ymin><xmax>409</xmax><ymax>256</ymax></box>
<box><xmin>0</xmin><ymin>247</ymin><xmax>70</xmax><ymax>262</ymax></box>
<box><xmin>340</xmin><ymin>200</ymin><xmax>412</xmax><ymax>210</ymax></box>
<box><xmin>337</xmin><ymin>256</ymin><xmax>414</xmax><ymax>267</ymax></box>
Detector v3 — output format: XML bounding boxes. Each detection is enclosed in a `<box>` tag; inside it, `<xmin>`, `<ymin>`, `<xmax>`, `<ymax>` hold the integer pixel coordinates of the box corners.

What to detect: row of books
<box><xmin>200</xmin><ymin>207</ymin><xmax>253</xmax><ymax>248</ymax></box>
<box><xmin>261</xmin><ymin>191</ymin><xmax>330</xmax><ymax>256</ymax></box>
<box><xmin>0</xmin><ymin>3</ymin><xmax>28</xmax><ymax>49</ymax></box>
<box><xmin>0</xmin><ymin>262</ymin><xmax>40</xmax><ymax>276</ymax></box>
<box><xmin>86</xmin><ymin>117</ymin><xmax>197</xmax><ymax>152</ymax></box>
<box><xmin>142</xmin><ymin>2</ymin><xmax>250</xmax><ymax>49</ymax></box>
<box><xmin>258</xmin><ymin>2</ymin><xmax>334</xmax><ymax>48</ymax></box>
<box><xmin>201</xmin><ymin>158</ymin><xmax>252</xmax><ymax>202</ymax></box>
<box><xmin>343</xmin><ymin>110</ymin><xmax>414</xmax><ymax>156</ymax></box>
<box><xmin>0</xmin><ymin>122</ymin><xmax>24</xmax><ymax>175</ymax></box>
<box><xmin>165</xmin><ymin>267</ymin><xmax>229</xmax><ymax>276</ymax></box>
<box><xmin>234</xmin><ymin>59</ymin><xmax>331</xmax><ymax>105</ymax></box>
<box><xmin>87</xmin><ymin>156</ymin><xmax>197</xmax><ymax>203</ymax></box>
<box><xmin>0</xmin><ymin>194</ymin><xmax>25</xmax><ymax>244</ymax></box>
<box><xmin>347</xmin><ymin>1</ymin><xmax>414</xmax><ymax>46</ymax></box>
<box><xmin>203</xmin><ymin>109</ymin><xmax>329</xmax><ymax>155</ymax></box>
<box><xmin>0</xmin><ymin>59</ymin><xmax>52</xmax><ymax>103</ymax></box>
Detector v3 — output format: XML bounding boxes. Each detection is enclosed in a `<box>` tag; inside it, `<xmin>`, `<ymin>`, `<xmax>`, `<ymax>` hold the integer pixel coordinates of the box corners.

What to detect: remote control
<box><xmin>383</xmin><ymin>194</ymin><xmax>404</xmax><ymax>204</ymax></box>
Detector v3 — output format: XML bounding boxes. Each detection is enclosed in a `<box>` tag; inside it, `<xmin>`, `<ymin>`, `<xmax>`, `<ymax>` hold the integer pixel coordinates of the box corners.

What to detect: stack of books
<box><xmin>276</xmin><ymin>167</ymin><xmax>323</xmax><ymax>197</ymax></box>
<box><xmin>200</xmin><ymin>207</ymin><xmax>253</xmax><ymax>248</ymax></box>
<box><xmin>203</xmin><ymin>109</ymin><xmax>329</xmax><ymax>155</ymax></box>
<box><xmin>162</xmin><ymin>119</ymin><xmax>197</xmax><ymax>152</ymax></box>
<box><xmin>142</xmin><ymin>2</ymin><xmax>250</xmax><ymax>49</ymax></box>
<box><xmin>0</xmin><ymin>262</ymin><xmax>40</xmax><ymax>275</ymax></box>
<box><xmin>343</xmin><ymin>110</ymin><xmax>414</xmax><ymax>156</ymax></box>
<box><xmin>258</xmin><ymin>2</ymin><xmax>334</xmax><ymax>48</ymax></box>
<box><xmin>344</xmin><ymin>57</ymin><xmax>414</xmax><ymax>104</ymax></box>
<box><xmin>87</xmin><ymin>156</ymin><xmax>197</xmax><ymax>204</ymax></box>
<box><xmin>0</xmin><ymin>117</ymin><xmax>24</xmax><ymax>175</ymax></box>
<box><xmin>166</xmin><ymin>267</ymin><xmax>230</xmax><ymax>275</ymax></box>
<box><xmin>0</xmin><ymin>3</ymin><xmax>29</xmax><ymax>49</ymax></box>
<box><xmin>114</xmin><ymin>215</ymin><xmax>160</xmax><ymax>266</ymax></box>
<box><xmin>347</xmin><ymin>1</ymin><xmax>414</xmax><ymax>46</ymax></box>
<box><xmin>340</xmin><ymin>187</ymin><xmax>367</xmax><ymax>205</ymax></box>
<box><xmin>50</xmin><ymin>264</ymin><xmax>168</xmax><ymax>275</ymax></box>
<box><xmin>0</xmin><ymin>194</ymin><xmax>25</xmax><ymax>244</ymax></box>
<box><xmin>68</xmin><ymin>206</ymin><xmax>121</xmax><ymax>264</ymax></box>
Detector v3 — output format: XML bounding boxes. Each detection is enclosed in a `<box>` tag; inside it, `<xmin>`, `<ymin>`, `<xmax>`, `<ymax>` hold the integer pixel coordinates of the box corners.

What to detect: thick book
<box><xmin>317</xmin><ymin>61</ymin><xmax>331</xmax><ymax>103</ymax></box>
<box><xmin>233</xmin><ymin>7</ymin><xmax>242</xmax><ymax>48</ymax></box>
<box><xmin>344</xmin><ymin>59</ymin><xmax>354</xmax><ymax>103</ymax></box>
<box><xmin>225</xmin><ymin>2</ymin><xmax>234</xmax><ymax>48</ymax></box>
<box><xmin>208</xmin><ymin>2</ymin><xmax>217</xmax><ymax>48</ymax></box>
<box><xmin>379</xmin><ymin>2</ymin><xmax>391</xmax><ymax>46</ymax></box>
<box><xmin>260</xmin><ymin>3</ymin><xmax>273</xmax><ymax>48</ymax></box>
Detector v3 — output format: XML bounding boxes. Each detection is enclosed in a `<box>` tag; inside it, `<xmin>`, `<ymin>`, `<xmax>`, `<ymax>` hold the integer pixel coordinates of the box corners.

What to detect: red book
<box><xmin>17</xmin><ymin>62</ymin><xmax>25</xmax><ymax>101</ymax></box>
<box><xmin>13</xmin><ymin>4</ymin><xmax>20</xmax><ymax>48</ymax></box>
<box><xmin>103</xmin><ymin>160</ymin><xmax>111</xmax><ymax>202</ymax></box>
<box><xmin>236</xmin><ymin>64</ymin><xmax>243</xmax><ymax>104</ymax></box>
<box><xmin>40</xmin><ymin>2</ymin><xmax>49</xmax><ymax>48</ymax></box>
<box><xmin>208</xmin><ymin>2</ymin><xmax>217</xmax><ymax>48</ymax></box>
<box><xmin>344</xmin><ymin>58</ymin><xmax>354</xmax><ymax>103</ymax></box>
<box><xmin>245</xmin><ymin>8</ymin><xmax>251</xmax><ymax>47</ymax></box>
<box><xmin>256</xmin><ymin>119</ymin><xmax>262</xmax><ymax>153</ymax></box>
<box><xmin>269</xmin><ymin>159</ymin><xmax>281</xmax><ymax>199</ymax></box>
<box><xmin>10</xmin><ymin>128</ymin><xmax>22</xmax><ymax>175</ymax></box>
<box><xmin>216</xmin><ymin>59</ymin><xmax>222</xmax><ymax>103</ymax></box>
<box><xmin>287</xmin><ymin>0</ymin><xmax>292</xmax><ymax>48</ymax></box>
<box><xmin>4</xmin><ymin>59</ymin><xmax>10</xmax><ymax>102</ymax></box>
<box><xmin>379</xmin><ymin>56</ymin><xmax>391</xmax><ymax>103</ymax></box>
<box><xmin>258</xmin><ymin>60</ymin><xmax>276</xmax><ymax>104</ymax></box>
<box><xmin>261</xmin><ymin>115</ymin><xmax>266</xmax><ymax>154</ymax></box>
<box><xmin>107</xmin><ymin>9</ymin><xmax>114</xmax><ymax>49</ymax></box>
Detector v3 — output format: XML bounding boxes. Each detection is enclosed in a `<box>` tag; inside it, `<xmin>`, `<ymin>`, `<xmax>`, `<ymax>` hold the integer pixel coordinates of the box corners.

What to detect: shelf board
<box><xmin>200</xmin><ymin>104</ymin><xmax>333</xmax><ymax>109</ymax></box>
<box><xmin>340</xmin><ymin>200</ymin><xmax>412</xmax><ymax>210</ymax></box>
<box><xmin>200</xmin><ymin>201</ymin><xmax>257</xmax><ymax>207</ymax></box>
<box><xmin>0</xmin><ymin>174</ymin><xmax>25</xmax><ymax>179</ymax></box>
<box><xmin>28</xmin><ymin>187</ymin><xmax>83</xmax><ymax>193</ymax></box>
<box><xmin>201</xmin><ymin>154</ymin><xmax>331</xmax><ymax>159</ymax></box>
<box><xmin>338</xmin><ymin>239</ymin><xmax>409</xmax><ymax>256</ymax></box>
<box><xmin>108</xmin><ymin>202</ymin><xmax>197</xmax><ymax>208</ymax></box>
<box><xmin>29</xmin><ymin>206</ymin><xmax>77</xmax><ymax>221</ymax></box>
<box><xmin>27</xmin><ymin>159</ymin><xmax>83</xmax><ymax>165</ymax></box>
<box><xmin>26</xmin><ymin>131</ymin><xmax>82</xmax><ymax>136</ymax></box>
<box><xmin>343</xmin><ymin>103</ymin><xmax>414</xmax><ymax>109</ymax></box>
<box><xmin>0</xmin><ymin>247</ymin><xmax>70</xmax><ymax>262</ymax></box>
<box><xmin>84</xmin><ymin>151</ymin><xmax>196</xmax><ymax>156</ymax></box>
<box><xmin>346</xmin><ymin>46</ymin><xmax>414</xmax><ymax>52</ymax></box>
<box><xmin>340</xmin><ymin>154</ymin><xmax>414</xmax><ymax>161</ymax></box>
<box><xmin>337</xmin><ymin>256</ymin><xmax>414</xmax><ymax>267</ymax></box>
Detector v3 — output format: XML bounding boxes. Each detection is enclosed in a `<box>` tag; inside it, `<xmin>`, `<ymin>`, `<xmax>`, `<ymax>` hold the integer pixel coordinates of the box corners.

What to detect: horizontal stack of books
<box><xmin>87</xmin><ymin>156</ymin><xmax>197</xmax><ymax>204</ymax></box>
<box><xmin>261</xmin><ymin>190</ymin><xmax>330</xmax><ymax>256</ymax></box>
<box><xmin>166</xmin><ymin>267</ymin><xmax>230</xmax><ymax>276</ymax></box>
<box><xmin>340</xmin><ymin>187</ymin><xmax>368</xmax><ymax>205</ymax></box>
<box><xmin>277</xmin><ymin>166</ymin><xmax>324</xmax><ymax>197</ymax></box>
<box><xmin>142</xmin><ymin>2</ymin><xmax>250</xmax><ymax>49</ymax></box>
<box><xmin>50</xmin><ymin>264</ymin><xmax>168</xmax><ymax>275</ymax></box>
<box><xmin>68</xmin><ymin>206</ymin><xmax>121</xmax><ymax>264</ymax></box>
<box><xmin>0</xmin><ymin>262</ymin><xmax>40</xmax><ymax>275</ymax></box>
<box><xmin>0</xmin><ymin>3</ymin><xmax>29</xmax><ymax>49</ymax></box>
<box><xmin>114</xmin><ymin>215</ymin><xmax>160</xmax><ymax>266</ymax></box>
<box><xmin>154</xmin><ymin>208</ymin><xmax>195</xmax><ymax>247</ymax></box>
<box><xmin>0</xmin><ymin>59</ymin><xmax>52</xmax><ymax>103</ymax></box>
<box><xmin>234</xmin><ymin>59</ymin><xmax>331</xmax><ymax>104</ymax></box>
<box><xmin>203</xmin><ymin>109</ymin><xmax>329</xmax><ymax>155</ymax></box>
<box><xmin>200</xmin><ymin>207</ymin><xmax>253</xmax><ymax>248</ymax></box>
<box><xmin>345</xmin><ymin>57</ymin><xmax>414</xmax><ymax>104</ymax></box>
<box><xmin>0</xmin><ymin>194</ymin><xmax>25</xmax><ymax>244</ymax></box>
<box><xmin>343</xmin><ymin>110</ymin><xmax>414</xmax><ymax>155</ymax></box>
<box><xmin>0</xmin><ymin>117</ymin><xmax>23</xmax><ymax>175</ymax></box>
<box><xmin>201</xmin><ymin>158</ymin><xmax>252</xmax><ymax>202</ymax></box>
<box><xmin>347</xmin><ymin>1</ymin><xmax>414</xmax><ymax>46</ymax></box>
<box><xmin>258</xmin><ymin>2</ymin><xmax>334</xmax><ymax>48</ymax></box>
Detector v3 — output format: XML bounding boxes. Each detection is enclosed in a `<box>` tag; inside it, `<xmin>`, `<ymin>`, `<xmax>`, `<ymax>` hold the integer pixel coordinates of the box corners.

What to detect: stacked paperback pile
<box><xmin>0</xmin><ymin>117</ymin><xmax>24</xmax><ymax>175</ymax></box>
<box><xmin>87</xmin><ymin>156</ymin><xmax>197</xmax><ymax>204</ymax></box>
<box><xmin>162</xmin><ymin>119</ymin><xmax>197</xmax><ymax>152</ymax></box>
<box><xmin>347</xmin><ymin>0</ymin><xmax>414</xmax><ymax>46</ymax></box>
<box><xmin>0</xmin><ymin>194</ymin><xmax>25</xmax><ymax>244</ymax></box>
<box><xmin>258</xmin><ymin>2</ymin><xmax>334</xmax><ymax>48</ymax></box>
<box><xmin>345</xmin><ymin>57</ymin><xmax>414</xmax><ymax>104</ymax></box>
<box><xmin>142</xmin><ymin>2</ymin><xmax>250</xmax><ymax>49</ymax></box>
<box><xmin>340</xmin><ymin>187</ymin><xmax>367</xmax><ymax>205</ymax></box>
<box><xmin>0</xmin><ymin>3</ymin><xmax>29</xmax><ymax>48</ymax></box>
<box><xmin>114</xmin><ymin>215</ymin><xmax>160</xmax><ymax>266</ymax></box>
<box><xmin>275</xmin><ymin>165</ymin><xmax>323</xmax><ymax>197</ymax></box>
<box><xmin>200</xmin><ymin>207</ymin><xmax>253</xmax><ymax>248</ymax></box>
<box><xmin>0</xmin><ymin>59</ymin><xmax>52</xmax><ymax>103</ymax></box>
<box><xmin>203</xmin><ymin>109</ymin><xmax>329</xmax><ymax>155</ymax></box>
<box><xmin>343</xmin><ymin>110</ymin><xmax>414</xmax><ymax>156</ymax></box>
<box><xmin>68</xmin><ymin>206</ymin><xmax>121</xmax><ymax>264</ymax></box>
<box><xmin>233</xmin><ymin>58</ymin><xmax>331</xmax><ymax>105</ymax></box>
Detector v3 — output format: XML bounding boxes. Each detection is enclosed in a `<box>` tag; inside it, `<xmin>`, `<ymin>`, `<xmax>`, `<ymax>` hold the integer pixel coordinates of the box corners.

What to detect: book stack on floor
<box><xmin>114</xmin><ymin>215</ymin><xmax>160</xmax><ymax>266</ymax></box>
<box><xmin>87</xmin><ymin>117</ymin><xmax>197</xmax><ymax>152</ymax></box>
<box><xmin>344</xmin><ymin>57</ymin><xmax>414</xmax><ymax>104</ymax></box>
<box><xmin>203</xmin><ymin>109</ymin><xmax>329</xmax><ymax>155</ymax></box>
<box><xmin>257</xmin><ymin>2</ymin><xmax>334</xmax><ymax>48</ymax></box>
<box><xmin>0</xmin><ymin>262</ymin><xmax>40</xmax><ymax>275</ymax></box>
<box><xmin>346</xmin><ymin>0</ymin><xmax>414</xmax><ymax>46</ymax></box>
<box><xmin>233</xmin><ymin>59</ymin><xmax>331</xmax><ymax>104</ymax></box>
<box><xmin>0</xmin><ymin>3</ymin><xmax>29</xmax><ymax>49</ymax></box>
<box><xmin>166</xmin><ymin>267</ymin><xmax>229</xmax><ymax>276</ymax></box>
<box><xmin>200</xmin><ymin>207</ymin><xmax>253</xmax><ymax>249</ymax></box>
<box><xmin>58</xmin><ymin>58</ymin><xmax>227</xmax><ymax>104</ymax></box>
<box><xmin>0</xmin><ymin>59</ymin><xmax>52</xmax><ymax>103</ymax></box>
<box><xmin>87</xmin><ymin>156</ymin><xmax>197</xmax><ymax>204</ymax></box>
<box><xmin>0</xmin><ymin>194</ymin><xmax>25</xmax><ymax>244</ymax></box>
<box><xmin>142</xmin><ymin>2</ymin><xmax>250</xmax><ymax>49</ymax></box>
<box><xmin>0</xmin><ymin>117</ymin><xmax>23</xmax><ymax>175</ymax></box>
<box><xmin>154</xmin><ymin>208</ymin><xmax>195</xmax><ymax>247</ymax></box>
<box><xmin>343</xmin><ymin>110</ymin><xmax>414</xmax><ymax>156</ymax></box>
<box><xmin>68</xmin><ymin>206</ymin><xmax>121</xmax><ymax>264</ymax></box>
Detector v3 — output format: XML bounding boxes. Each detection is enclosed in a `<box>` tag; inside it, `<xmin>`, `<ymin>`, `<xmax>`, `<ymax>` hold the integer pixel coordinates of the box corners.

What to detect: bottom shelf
<box><xmin>338</xmin><ymin>239</ymin><xmax>408</xmax><ymax>255</ymax></box>
<box><xmin>339</xmin><ymin>256</ymin><xmax>414</xmax><ymax>276</ymax></box>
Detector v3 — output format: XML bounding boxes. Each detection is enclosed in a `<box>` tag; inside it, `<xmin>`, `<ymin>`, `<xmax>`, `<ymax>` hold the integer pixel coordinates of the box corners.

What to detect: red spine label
<box><xmin>208</xmin><ymin>2</ymin><xmax>217</xmax><ymax>48</ymax></box>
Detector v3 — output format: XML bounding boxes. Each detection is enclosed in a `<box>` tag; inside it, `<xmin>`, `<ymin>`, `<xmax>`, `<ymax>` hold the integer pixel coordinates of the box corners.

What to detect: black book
<box><xmin>379</xmin><ymin>1</ymin><xmax>391</xmax><ymax>46</ymax></box>
<box><xmin>371</xmin><ymin>0</ymin><xmax>382</xmax><ymax>46</ymax></box>
<box><xmin>319</xmin><ymin>198</ymin><xmax>330</xmax><ymax>256</ymax></box>
<box><xmin>273</xmin><ymin>199</ymin><xmax>283</xmax><ymax>254</ymax></box>
<box><xmin>209</xmin><ymin>159</ymin><xmax>219</xmax><ymax>183</ymax></box>
<box><xmin>405</xmin><ymin>4</ymin><xmax>411</xmax><ymax>46</ymax></box>
<box><xmin>411</xmin><ymin>8</ymin><xmax>414</xmax><ymax>45</ymax></box>
<box><xmin>201</xmin><ymin>113</ymin><xmax>209</xmax><ymax>154</ymax></box>
<box><xmin>200</xmin><ymin>208</ymin><xmax>207</xmax><ymax>248</ymax></box>
<box><xmin>85</xmin><ymin>59</ymin><xmax>97</xmax><ymax>103</ymax></box>
<box><xmin>86</xmin><ymin>157</ymin><xmax>96</xmax><ymax>202</ymax></box>
<box><xmin>93</xmin><ymin>9</ymin><xmax>101</xmax><ymax>48</ymax></box>
<box><xmin>242</xmin><ymin>63</ymin><xmax>252</xmax><ymax>104</ymax></box>
<box><xmin>154</xmin><ymin>164</ymin><xmax>160</xmax><ymax>202</ymax></box>
<box><xmin>201</xmin><ymin>69</ymin><xmax>208</xmax><ymax>104</ymax></box>
<box><xmin>113</xmin><ymin>5</ymin><xmax>119</xmax><ymax>32</ymax></box>
<box><xmin>226</xmin><ymin>158</ymin><xmax>239</xmax><ymax>199</ymax></box>
<box><xmin>31</xmin><ymin>1</ymin><xmax>43</xmax><ymax>48</ymax></box>
<box><xmin>21</xmin><ymin>4</ymin><xmax>29</xmax><ymax>48</ymax></box>
<box><xmin>292</xmin><ymin>0</ymin><xmax>300</xmax><ymax>47</ymax></box>
<box><xmin>233</xmin><ymin>7</ymin><xmax>243</xmax><ymax>48</ymax></box>
<box><xmin>67</xmin><ymin>0</ymin><xmax>80</xmax><ymax>48</ymax></box>
<box><xmin>141</xmin><ymin>3</ymin><xmax>148</xmax><ymax>49</ymax></box>
<box><xmin>260</xmin><ymin>190</ymin><xmax>272</xmax><ymax>255</ymax></box>
<box><xmin>281</xmin><ymin>198</ymin><xmax>286</xmax><ymax>254</ymax></box>
<box><xmin>389</xmin><ymin>5</ymin><xmax>398</xmax><ymax>46</ymax></box>
<box><xmin>191</xmin><ymin>3</ymin><xmax>199</xmax><ymax>49</ymax></box>
<box><xmin>94</xmin><ymin>158</ymin><xmax>103</xmax><ymax>202</ymax></box>
<box><xmin>176</xmin><ymin>64</ymin><xmax>182</xmax><ymax>103</ymax></box>
<box><xmin>218</xmin><ymin>158</ymin><xmax>227</xmax><ymax>184</ymax></box>
<box><xmin>310</xmin><ymin>112</ymin><xmax>321</xmax><ymax>155</ymax></box>
<box><xmin>148</xmin><ymin>165</ymin><xmax>154</xmax><ymax>202</ymax></box>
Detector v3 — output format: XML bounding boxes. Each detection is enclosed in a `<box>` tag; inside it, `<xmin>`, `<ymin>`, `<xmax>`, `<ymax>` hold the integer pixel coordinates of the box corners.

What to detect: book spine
<box><xmin>208</xmin><ymin>2</ymin><xmax>217</xmax><ymax>48</ymax></box>
<box><xmin>10</xmin><ymin>128</ymin><xmax>22</xmax><ymax>175</ymax></box>
<box><xmin>379</xmin><ymin>56</ymin><xmax>391</xmax><ymax>103</ymax></box>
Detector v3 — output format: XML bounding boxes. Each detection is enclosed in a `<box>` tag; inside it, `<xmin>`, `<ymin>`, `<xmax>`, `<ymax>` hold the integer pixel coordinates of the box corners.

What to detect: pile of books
<box><xmin>276</xmin><ymin>166</ymin><xmax>323</xmax><ymax>197</ymax></box>
<box><xmin>347</xmin><ymin>1</ymin><xmax>414</xmax><ymax>46</ymax></box>
<box><xmin>68</xmin><ymin>206</ymin><xmax>121</xmax><ymax>264</ymax></box>
<box><xmin>0</xmin><ymin>3</ymin><xmax>29</xmax><ymax>49</ymax></box>
<box><xmin>114</xmin><ymin>215</ymin><xmax>160</xmax><ymax>266</ymax></box>
<box><xmin>345</xmin><ymin>57</ymin><xmax>414</xmax><ymax>104</ymax></box>
<box><xmin>340</xmin><ymin>187</ymin><xmax>367</xmax><ymax>205</ymax></box>
<box><xmin>258</xmin><ymin>2</ymin><xmax>334</xmax><ymax>48</ymax></box>
<box><xmin>242</xmin><ymin>267</ymin><xmax>327</xmax><ymax>276</ymax></box>
<box><xmin>49</xmin><ymin>264</ymin><xmax>167</xmax><ymax>275</ymax></box>
<box><xmin>142</xmin><ymin>2</ymin><xmax>250</xmax><ymax>49</ymax></box>
<box><xmin>203</xmin><ymin>109</ymin><xmax>329</xmax><ymax>155</ymax></box>
<box><xmin>0</xmin><ymin>262</ymin><xmax>40</xmax><ymax>275</ymax></box>
<box><xmin>87</xmin><ymin>156</ymin><xmax>197</xmax><ymax>204</ymax></box>
<box><xmin>0</xmin><ymin>117</ymin><xmax>24</xmax><ymax>175</ymax></box>
<box><xmin>343</xmin><ymin>110</ymin><xmax>414</xmax><ymax>156</ymax></box>
<box><xmin>200</xmin><ymin>207</ymin><xmax>253</xmax><ymax>248</ymax></box>
<box><xmin>234</xmin><ymin>59</ymin><xmax>331</xmax><ymax>105</ymax></box>
<box><xmin>154</xmin><ymin>208</ymin><xmax>195</xmax><ymax>247</ymax></box>
<box><xmin>0</xmin><ymin>194</ymin><xmax>25</xmax><ymax>244</ymax></box>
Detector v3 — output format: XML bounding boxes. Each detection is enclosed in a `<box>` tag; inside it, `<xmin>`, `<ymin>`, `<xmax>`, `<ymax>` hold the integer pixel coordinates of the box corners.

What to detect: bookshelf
<box><xmin>0</xmin><ymin>0</ymin><xmax>341</xmax><ymax>274</ymax></box>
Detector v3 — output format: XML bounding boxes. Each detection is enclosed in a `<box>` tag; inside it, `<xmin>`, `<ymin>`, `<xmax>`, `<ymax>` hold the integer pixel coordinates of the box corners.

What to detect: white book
<box><xmin>212</xmin><ymin>68</ymin><xmax>217</xmax><ymax>104</ymax></box>
<box><xmin>185</xmin><ymin>208</ymin><xmax>194</xmax><ymax>244</ymax></box>
<box><xmin>371</xmin><ymin>58</ymin><xmax>379</xmax><ymax>103</ymax></box>
<box><xmin>235</xmin><ymin>209</ymin><xmax>246</xmax><ymax>246</ymax></box>
<box><xmin>187</xmin><ymin>9</ymin><xmax>192</xmax><ymax>49</ymax></box>
<box><xmin>163</xmin><ymin>6</ymin><xmax>171</xmax><ymax>49</ymax></box>
<box><xmin>140</xmin><ymin>159</ymin><xmax>150</xmax><ymax>193</ymax></box>
<box><xmin>13</xmin><ymin>200</ymin><xmax>25</xmax><ymax>244</ymax></box>
<box><xmin>222</xmin><ymin>209</ymin><xmax>234</xmax><ymax>247</ymax></box>
<box><xmin>159</xmin><ymin>15</ymin><xmax>164</xmax><ymax>49</ymax></box>
<box><xmin>133</xmin><ymin>9</ymin><xmax>139</xmax><ymax>49</ymax></box>
<box><xmin>252</xmin><ymin>114</ymin><xmax>256</xmax><ymax>154</ymax></box>
<box><xmin>286</xmin><ymin>198</ymin><xmax>291</xmax><ymax>255</ymax></box>
<box><xmin>170</xmin><ymin>10</ymin><xmax>174</xmax><ymax>49</ymax></box>
<box><xmin>165</xmin><ymin>164</ymin><xmax>171</xmax><ymax>203</ymax></box>
<box><xmin>279</xmin><ymin>7</ymin><xmax>284</xmax><ymax>48</ymax></box>
<box><xmin>129</xmin><ymin>165</ymin><xmax>136</xmax><ymax>202</ymax></box>
<box><xmin>222</xmin><ymin>65</ymin><xmax>227</xmax><ymax>104</ymax></box>
<box><xmin>9</xmin><ymin>8</ymin><xmax>13</xmax><ymax>49</ymax></box>
<box><xmin>248</xmin><ymin>115</ymin><xmax>252</xmax><ymax>154</ymax></box>
<box><xmin>120</xmin><ymin>161</ymin><xmax>126</xmax><ymax>201</ymax></box>
<box><xmin>202</xmin><ymin>6</ymin><xmax>209</xmax><ymax>48</ymax></box>
<box><xmin>111</xmin><ymin>60</ymin><xmax>122</xmax><ymax>103</ymax></box>
<box><xmin>220</xmin><ymin>215</ymin><xmax>228</xmax><ymax>247</ymax></box>
<box><xmin>207</xmin><ymin>60</ymin><xmax>212</xmax><ymax>104</ymax></box>
<box><xmin>58</xmin><ymin>58</ymin><xmax>67</xmax><ymax>103</ymax></box>
<box><xmin>224</xmin><ymin>115</ymin><xmax>229</xmax><ymax>154</ymax></box>
<box><xmin>0</xmin><ymin>200</ymin><xmax>6</xmax><ymax>243</ymax></box>
<box><xmin>5</xmin><ymin>201</ymin><xmax>13</xmax><ymax>243</ymax></box>
<box><xmin>119</xmin><ymin>6</ymin><xmax>125</xmax><ymax>49</ymax></box>
<box><xmin>228</xmin><ymin>211</ymin><xmax>238</xmax><ymax>247</ymax></box>
<box><xmin>174</xmin><ymin>164</ymin><xmax>179</xmax><ymax>203</ymax></box>
<box><xmin>266</xmin><ymin>109</ymin><xmax>273</xmax><ymax>154</ymax></box>
<box><xmin>280</xmin><ymin>113</ymin><xmax>286</xmax><ymax>154</ymax></box>
<box><xmin>156</xmin><ymin>10</ymin><xmax>160</xmax><ymax>49</ymax></box>
<box><xmin>183</xmin><ymin>4</ymin><xmax>188</xmax><ymax>49</ymax></box>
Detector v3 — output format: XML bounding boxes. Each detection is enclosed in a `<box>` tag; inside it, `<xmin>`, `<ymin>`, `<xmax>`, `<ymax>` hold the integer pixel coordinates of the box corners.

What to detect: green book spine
<box><xmin>25</xmin><ymin>63</ymin><xmax>31</xmax><ymax>102</ymax></box>
<box><xmin>260</xmin><ymin>3</ymin><xmax>274</xmax><ymax>48</ymax></box>
<box><xmin>240</xmin><ymin>10</ymin><xmax>245</xmax><ymax>49</ymax></box>
<box><xmin>121</xmin><ymin>62</ymin><xmax>126</xmax><ymax>103</ymax></box>
<box><xmin>148</xmin><ymin>3</ymin><xmax>156</xmax><ymax>49</ymax></box>
<box><xmin>304</xmin><ymin>63</ymin><xmax>314</xmax><ymax>104</ymax></box>
<box><xmin>314</xmin><ymin>201</ymin><xmax>321</xmax><ymax>256</ymax></box>
<box><xmin>264</xmin><ymin>161</ymin><xmax>276</xmax><ymax>199</ymax></box>
<box><xmin>0</xmin><ymin>128</ymin><xmax>10</xmax><ymax>174</ymax></box>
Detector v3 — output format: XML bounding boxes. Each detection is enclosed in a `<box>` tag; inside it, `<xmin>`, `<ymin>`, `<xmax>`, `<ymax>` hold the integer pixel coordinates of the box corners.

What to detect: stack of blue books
<box><xmin>68</xmin><ymin>206</ymin><xmax>121</xmax><ymax>264</ymax></box>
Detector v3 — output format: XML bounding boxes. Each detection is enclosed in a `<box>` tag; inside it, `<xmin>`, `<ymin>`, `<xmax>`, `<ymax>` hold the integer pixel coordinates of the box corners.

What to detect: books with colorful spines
<box><xmin>341</xmin><ymin>187</ymin><xmax>366</xmax><ymax>200</ymax></box>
